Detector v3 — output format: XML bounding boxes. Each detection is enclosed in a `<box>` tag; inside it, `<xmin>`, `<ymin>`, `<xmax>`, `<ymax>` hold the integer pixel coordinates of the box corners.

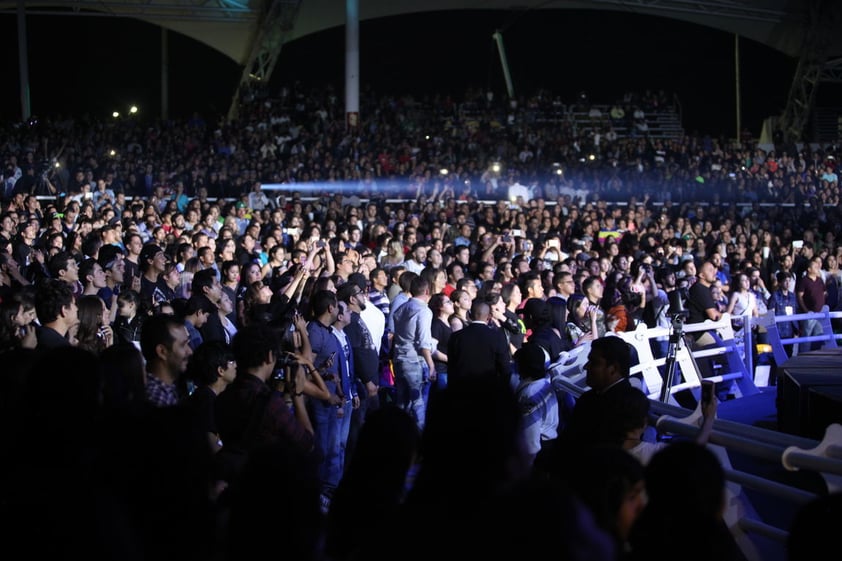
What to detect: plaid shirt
<box><xmin>769</xmin><ymin>289</ymin><xmax>797</xmax><ymax>338</ymax></box>
<box><xmin>145</xmin><ymin>373</ymin><xmax>181</xmax><ymax>407</ymax></box>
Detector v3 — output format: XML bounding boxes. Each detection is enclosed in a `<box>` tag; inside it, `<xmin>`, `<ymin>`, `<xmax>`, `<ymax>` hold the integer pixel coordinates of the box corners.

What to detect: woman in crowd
<box><xmin>218</xmin><ymin>291</ymin><xmax>238</xmax><ymax>343</ymax></box>
<box><xmin>380</xmin><ymin>239</ymin><xmax>406</xmax><ymax>272</ymax></box>
<box><xmin>113</xmin><ymin>289</ymin><xmax>144</xmax><ymax>346</ymax></box>
<box><xmin>262</xmin><ymin>244</ymin><xmax>288</xmax><ymax>289</ymax></box>
<box><xmin>711</xmin><ymin>280</ymin><xmax>729</xmax><ymax>313</ymax></box>
<box><xmin>241</xmin><ymin>280</ymin><xmax>275</xmax><ymax>327</ymax></box>
<box><xmin>421</xmin><ymin>266</ymin><xmax>447</xmax><ymax>297</ymax></box>
<box><xmin>449</xmin><ymin>289</ymin><xmax>471</xmax><ymax>332</ymax></box>
<box><xmin>152</xmin><ymin>261</ymin><xmax>180</xmax><ymax>307</ymax></box>
<box><xmin>220</xmin><ymin>260</ymin><xmax>241</xmax><ymax>316</ymax></box>
<box><xmin>74</xmin><ymin>294</ymin><xmax>114</xmax><ymax>355</ymax></box>
<box><xmin>0</xmin><ymin>288</ymin><xmax>37</xmax><ymax>352</ymax></box>
<box><xmin>428</xmin><ymin>293</ymin><xmax>453</xmax><ymax>392</ymax></box>
<box><xmin>726</xmin><ymin>272</ymin><xmax>757</xmax><ymax>331</ymax></box>
<box><xmin>237</xmin><ymin>261</ymin><xmax>264</xmax><ymax>325</ymax></box>
<box><xmin>566</xmin><ymin>293</ymin><xmax>599</xmax><ymax>347</ymax></box>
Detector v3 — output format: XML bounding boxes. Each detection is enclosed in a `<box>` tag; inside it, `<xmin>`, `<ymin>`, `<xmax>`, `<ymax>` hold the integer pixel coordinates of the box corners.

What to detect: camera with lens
<box><xmin>271</xmin><ymin>351</ymin><xmax>298</xmax><ymax>382</ymax></box>
<box><xmin>668</xmin><ymin>285</ymin><xmax>691</xmax><ymax>319</ymax></box>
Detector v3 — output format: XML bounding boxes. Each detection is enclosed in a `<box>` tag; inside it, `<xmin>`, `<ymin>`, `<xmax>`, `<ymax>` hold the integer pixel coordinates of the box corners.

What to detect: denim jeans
<box><xmin>309</xmin><ymin>399</ymin><xmax>345</xmax><ymax>491</ymax></box>
<box><xmin>799</xmin><ymin>318</ymin><xmax>823</xmax><ymax>353</ymax></box>
<box><xmin>393</xmin><ymin>357</ymin><xmax>428</xmax><ymax>430</ymax></box>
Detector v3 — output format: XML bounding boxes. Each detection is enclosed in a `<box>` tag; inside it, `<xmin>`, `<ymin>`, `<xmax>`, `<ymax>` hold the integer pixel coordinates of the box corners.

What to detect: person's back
<box><xmin>787</xmin><ymin>492</ymin><xmax>842</xmax><ymax>561</ymax></box>
<box><xmin>560</xmin><ymin>337</ymin><xmax>642</xmax><ymax>456</ymax></box>
<box><xmin>324</xmin><ymin>406</ymin><xmax>420</xmax><ymax>561</ymax></box>
<box><xmin>447</xmin><ymin>299</ymin><xmax>511</xmax><ymax>384</ymax></box>
<box><xmin>361</xmin><ymin>377</ymin><xmax>527</xmax><ymax>561</ymax></box>
<box><xmin>214</xmin><ymin>324</ymin><xmax>314</xmax><ymax>476</ymax></box>
<box><xmin>628</xmin><ymin>442</ymin><xmax>748</xmax><ymax>561</ymax></box>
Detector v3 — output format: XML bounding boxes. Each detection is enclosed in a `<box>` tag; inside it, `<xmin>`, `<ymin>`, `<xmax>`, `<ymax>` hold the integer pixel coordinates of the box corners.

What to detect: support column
<box><xmin>17</xmin><ymin>0</ymin><xmax>31</xmax><ymax>121</ymax></box>
<box><xmin>161</xmin><ymin>27</ymin><xmax>169</xmax><ymax>120</ymax></box>
<box><xmin>735</xmin><ymin>34</ymin><xmax>741</xmax><ymax>143</ymax></box>
<box><xmin>345</xmin><ymin>0</ymin><xmax>360</xmax><ymax>129</ymax></box>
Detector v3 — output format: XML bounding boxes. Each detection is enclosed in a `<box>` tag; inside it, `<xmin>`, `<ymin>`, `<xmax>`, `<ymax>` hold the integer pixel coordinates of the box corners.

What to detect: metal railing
<box><xmin>549</xmin><ymin>343</ymin><xmax>842</xmax><ymax>561</ymax></box>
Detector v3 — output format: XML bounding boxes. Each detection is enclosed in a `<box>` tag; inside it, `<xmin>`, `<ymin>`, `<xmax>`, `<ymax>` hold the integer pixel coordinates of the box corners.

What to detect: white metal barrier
<box><xmin>549</xmin><ymin>314</ymin><xmax>758</xmax><ymax>405</ymax></box>
<box><xmin>751</xmin><ymin>305</ymin><xmax>842</xmax><ymax>368</ymax></box>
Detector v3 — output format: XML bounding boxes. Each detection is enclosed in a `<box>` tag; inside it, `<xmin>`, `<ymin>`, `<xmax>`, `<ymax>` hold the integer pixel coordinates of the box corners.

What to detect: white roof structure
<box><xmin>5</xmin><ymin>0</ymin><xmax>839</xmax><ymax>66</ymax></box>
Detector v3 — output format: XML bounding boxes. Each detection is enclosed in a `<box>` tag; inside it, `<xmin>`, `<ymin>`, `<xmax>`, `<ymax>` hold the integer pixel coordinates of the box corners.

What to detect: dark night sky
<box><xmin>1</xmin><ymin>8</ymin><xmax>828</xmax><ymax>138</ymax></box>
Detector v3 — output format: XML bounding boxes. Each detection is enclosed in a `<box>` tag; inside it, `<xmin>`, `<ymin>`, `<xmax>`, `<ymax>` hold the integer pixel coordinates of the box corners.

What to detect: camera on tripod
<box><xmin>670</xmin><ymin>310</ymin><xmax>689</xmax><ymax>329</ymax></box>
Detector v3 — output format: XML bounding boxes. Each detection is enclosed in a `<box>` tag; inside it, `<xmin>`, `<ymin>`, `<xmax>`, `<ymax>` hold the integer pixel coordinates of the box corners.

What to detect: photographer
<box><xmin>277</xmin><ymin>310</ymin><xmax>330</xmax><ymax>402</ymax></box>
<box><xmin>215</xmin><ymin>323</ymin><xmax>315</xmax><ymax>458</ymax></box>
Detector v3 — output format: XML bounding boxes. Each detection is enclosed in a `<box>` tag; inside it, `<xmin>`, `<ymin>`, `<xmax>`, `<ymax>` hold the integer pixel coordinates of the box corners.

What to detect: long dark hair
<box><xmin>75</xmin><ymin>295</ymin><xmax>107</xmax><ymax>355</ymax></box>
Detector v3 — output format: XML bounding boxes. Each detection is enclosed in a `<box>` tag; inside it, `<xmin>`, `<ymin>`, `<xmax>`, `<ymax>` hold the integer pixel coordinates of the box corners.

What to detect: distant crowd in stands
<box><xmin>0</xmin><ymin>84</ymin><xmax>840</xmax><ymax>560</ymax></box>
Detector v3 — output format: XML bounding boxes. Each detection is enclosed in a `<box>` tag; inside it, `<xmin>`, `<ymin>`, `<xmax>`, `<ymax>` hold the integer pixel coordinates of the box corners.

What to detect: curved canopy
<box><xmin>4</xmin><ymin>0</ymin><xmax>839</xmax><ymax>66</ymax></box>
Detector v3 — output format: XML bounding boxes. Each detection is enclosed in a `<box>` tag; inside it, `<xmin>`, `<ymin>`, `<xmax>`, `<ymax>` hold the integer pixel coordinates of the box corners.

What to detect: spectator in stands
<box><xmin>214</xmin><ymin>323</ymin><xmax>315</xmax><ymax>505</ymax></box>
<box><xmin>325</xmin><ymin>405</ymin><xmax>421</xmax><ymax>561</ymax></box>
<box><xmin>138</xmin><ymin>243</ymin><xmax>167</xmax><ymax>309</ymax></box>
<box><xmin>47</xmin><ymin>251</ymin><xmax>82</xmax><ymax>297</ymax></box>
<box><xmin>686</xmin><ymin>261</ymin><xmax>722</xmax><ymax>347</ymax></box>
<box><xmin>78</xmin><ymin>257</ymin><xmax>107</xmax><ymax>298</ymax></box>
<box><xmin>185</xmin><ymin>341</ymin><xmax>236</xmax><ymax>454</ymax></box>
<box><xmin>74</xmin><ymin>294</ymin><xmax>113</xmax><ymax>355</ymax></box>
<box><xmin>628</xmin><ymin>442</ymin><xmax>748</xmax><ymax>561</ymax></box>
<box><xmin>306</xmin><ymin>289</ymin><xmax>348</xmax><ymax>501</ymax></box>
<box><xmin>796</xmin><ymin>256</ymin><xmax>826</xmax><ymax>353</ymax></box>
<box><xmin>567</xmin><ymin>446</ymin><xmax>646</xmax><ymax>557</ymax></box>
<box><xmin>513</xmin><ymin>340</ymin><xmax>558</xmax><ymax>467</ymax></box>
<box><xmin>191</xmin><ymin>267</ymin><xmax>227</xmax><ymax>344</ymax></box>
<box><xmin>786</xmin><ymin>492</ymin><xmax>842</xmax><ymax>561</ymax></box>
<box><xmin>97</xmin><ymin>244</ymin><xmax>125</xmax><ymax>314</ymax></box>
<box><xmin>139</xmin><ymin>313</ymin><xmax>193</xmax><ymax>407</ymax></box>
<box><xmin>34</xmin><ymin>278</ymin><xmax>78</xmax><ymax>350</ymax></box>
<box><xmin>391</xmin><ymin>275</ymin><xmax>436</xmax><ymax>430</ymax></box>
<box><xmin>180</xmin><ymin>294</ymin><xmax>210</xmax><ymax>351</ymax></box>
<box><xmin>559</xmin><ymin>336</ymin><xmax>641</xmax><ymax>454</ymax></box>
<box><xmin>113</xmin><ymin>289</ymin><xmax>144</xmax><ymax>346</ymax></box>
<box><xmin>726</xmin><ymin>272</ymin><xmax>758</xmax><ymax>332</ymax></box>
<box><xmin>566</xmin><ymin>293</ymin><xmax>599</xmax><ymax>347</ymax></box>
<box><xmin>0</xmin><ymin>287</ymin><xmax>37</xmax><ymax>352</ymax></box>
<box><xmin>447</xmin><ymin>298</ymin><xmax>511</xmax><ymax>385</ymax></box>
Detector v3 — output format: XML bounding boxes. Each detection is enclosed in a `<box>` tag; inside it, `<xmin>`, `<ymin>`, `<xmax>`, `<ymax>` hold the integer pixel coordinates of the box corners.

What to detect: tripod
<box><xmin>660</xmin><ymin>313</ymin><xmax>689</xmax><ymax>403</ymax></box>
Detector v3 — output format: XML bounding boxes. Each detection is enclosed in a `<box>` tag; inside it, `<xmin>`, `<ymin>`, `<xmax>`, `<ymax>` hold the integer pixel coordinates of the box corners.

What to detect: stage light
<box><xmin>440</xmin><ymin>168</ymin><xmax>449</xmax><ymax>176</ymax></box>
<box><xmin>112</xmin><ymin>111</ymin><xmax>120</xmax><ymax>118</ymax></box>
<box><xmin>129</xmin><ymin>106</ymin><xmax>138</xmax><ymax>115</ymax></box>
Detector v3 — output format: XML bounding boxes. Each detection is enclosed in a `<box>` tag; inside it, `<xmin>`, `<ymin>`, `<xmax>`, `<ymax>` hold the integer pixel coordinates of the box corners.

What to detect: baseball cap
<box><xmin>514</xmin><ymin>341</ymin><xmax>550</xmax><ymax>377</ymax></box>
<box><xmin>98</xmin><ymin>244</ymin><xmax>125</xmax><ymax>270</ymax></box>
<box><xmin>139</xmin><ymin>243</ymin><xmax>164</xmax><ymax>263</ymax></box>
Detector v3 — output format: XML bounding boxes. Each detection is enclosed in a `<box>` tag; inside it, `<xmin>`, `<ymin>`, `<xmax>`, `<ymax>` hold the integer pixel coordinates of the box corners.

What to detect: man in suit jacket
<box><xmin>560</xmin><ymin>336</ymin><xmax>642</xmax><ymax>453</ymax></box>
<box><xmin>447</xmin><ymin>299</ymin><xmax>511</xmax><ymax>385</ymax></box>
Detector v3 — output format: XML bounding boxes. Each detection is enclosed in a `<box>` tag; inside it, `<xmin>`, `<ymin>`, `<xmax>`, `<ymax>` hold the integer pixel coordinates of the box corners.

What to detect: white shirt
<box><xmin>361</xmin><ymin>303</ymin><xmax>386</xmax><ymax>355</ymax></box>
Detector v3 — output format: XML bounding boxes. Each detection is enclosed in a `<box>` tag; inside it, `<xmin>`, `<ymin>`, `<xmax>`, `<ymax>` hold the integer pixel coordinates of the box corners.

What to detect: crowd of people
<box><xmin>0</xmin><ymin>84</ymin><xmax>840</xmax><ymax>560</ymax></box>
